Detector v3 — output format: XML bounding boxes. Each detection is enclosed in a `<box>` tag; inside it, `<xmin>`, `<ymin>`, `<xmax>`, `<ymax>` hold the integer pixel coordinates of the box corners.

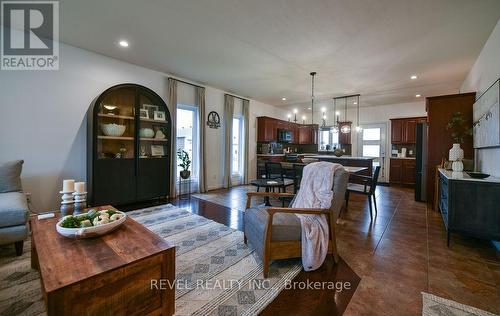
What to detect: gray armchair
<box><xmin>244</xmin><ymin>168</ymin><xmax>349</xmax><ymax>277</ymax></box>
<box><xmin>0</xmin><ymin>160</ymin><xmax>29</xmax><ymax>256</ymax></box>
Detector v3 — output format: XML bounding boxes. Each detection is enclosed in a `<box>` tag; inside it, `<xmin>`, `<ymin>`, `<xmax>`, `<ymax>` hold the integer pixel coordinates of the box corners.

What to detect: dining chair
<box><xmin>345</xmin><ymin>166</ymin><xmax>381</xmax><ymax>220</ymax></box>
<box><xmin>265</xmin><ymin>162</ymin><xmax>294</xmax><ymax>192</ymax></box>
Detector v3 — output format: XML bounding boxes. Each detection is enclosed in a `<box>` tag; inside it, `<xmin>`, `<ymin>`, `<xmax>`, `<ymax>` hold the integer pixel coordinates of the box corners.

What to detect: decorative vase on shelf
<box><xmin>180</xmin><ymin>170</ymin><xmax>191</xmax><ymax>179</ymax></box>
<box><xmin>452</xmin><ymin>160</ymin><xmax>464</xmax><ymax>172</ymax></box>
<box><xmin>448</xmin><ymin>143</ymin><xmax>464</xmax><ymax>162</ymax></box>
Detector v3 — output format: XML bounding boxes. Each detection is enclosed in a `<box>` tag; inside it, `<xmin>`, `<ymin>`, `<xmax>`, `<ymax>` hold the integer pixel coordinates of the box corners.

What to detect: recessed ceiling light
<box><xmin>119</xmin><ymin>40</ymin><xmax>129</xmax><ymax>47</ymax></box>
<box><xmin>415</xmin><ymin>94</ymin><xmax>421</xmax><ymax>98</ymax></box>
<box><xmin>307</xmin><ymin>107</ymin><xmax>311</xmax><ymax>110</ymax></box>
<box><xmin>281</xmin><ymin>97</ymin><xmax>287</xmax><ymax>101</ymax></box>
<box><xmin>411</xmin><ymin>75</ymin><xmax>418</xmax><ymax>80</ymax></box>
<box><xmin>353</xmin><ymin>102</ymin><xmax>357</xmax><ymax>105</ymax></box>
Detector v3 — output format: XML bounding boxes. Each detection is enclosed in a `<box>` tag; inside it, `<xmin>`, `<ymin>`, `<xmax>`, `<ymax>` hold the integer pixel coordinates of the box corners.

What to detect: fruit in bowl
<box><xmin>101</xmin><ymin>123</ymin><xmax>126</xmax><ymax>137</ymax></box>
<box><xmin>56</xmin><ymin>209</ymin><xmax>126</xmax><ymax>238</ymax></box>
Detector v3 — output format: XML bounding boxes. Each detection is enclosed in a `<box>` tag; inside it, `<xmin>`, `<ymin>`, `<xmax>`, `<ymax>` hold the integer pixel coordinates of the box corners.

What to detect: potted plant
<box><xmin>177</xmin><ymin>149</ymin><xmax>191</xmax><ymax>179</ymax></box>
<box><xmin>446</xmin><ymin>112</ymin><xmax>472</xmax><ymax>171</ymax></box>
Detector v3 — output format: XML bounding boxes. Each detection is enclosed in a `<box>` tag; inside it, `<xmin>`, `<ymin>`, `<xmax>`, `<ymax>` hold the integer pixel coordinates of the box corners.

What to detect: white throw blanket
<box><xmin>291</xmin><ymin>161</ymin><xmax>342</xmax><ymax>271</ymax></box>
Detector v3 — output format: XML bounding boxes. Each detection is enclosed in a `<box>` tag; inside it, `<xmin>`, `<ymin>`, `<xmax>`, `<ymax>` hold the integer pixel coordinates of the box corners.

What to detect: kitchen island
<box><xmin>256</xmin><ymin>154</ymin><xmax>373</xmax><ymax>178</ymax></box>
<box><xmin>303</xmin><ymin>155</ymin><xmax>373</xmax><ymax>177</ymax></box>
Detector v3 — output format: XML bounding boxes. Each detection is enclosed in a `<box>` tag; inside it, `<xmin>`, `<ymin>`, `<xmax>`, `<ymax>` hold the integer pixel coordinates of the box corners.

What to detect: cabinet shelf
<box><xmin>140</xmin><ymin>138</ymin><xmax>168</xmax><ymax>142</ymax></box>
<box><xmin>98</xmin><ymin>113</ymin><xmax>134</xmax><ymax>120</ymax></box>
<box><xmin>98</xmin><ymin>136</ymin><xmax>134</xmax><ymax>141</ymax></box>
<box><xmin>140</xmin><ymin>118</ymin><xmax>168</xmax><ymax>124</ymax></box>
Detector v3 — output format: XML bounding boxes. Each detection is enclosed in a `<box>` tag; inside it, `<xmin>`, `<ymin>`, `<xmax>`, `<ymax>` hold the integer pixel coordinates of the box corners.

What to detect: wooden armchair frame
<box><xmin>244</xmin><ymin>192</ymin><xmax>339</xmax><ymax>277</ymax></box>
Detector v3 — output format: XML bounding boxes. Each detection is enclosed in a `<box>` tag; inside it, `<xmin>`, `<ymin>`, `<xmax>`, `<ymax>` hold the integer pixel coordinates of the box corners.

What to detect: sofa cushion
<box><xmin>0</xmin><ymin>160</ymin><xmax>24</xmax><ymax>193</ymax></box>
<box><xmin>0</xmin><ymin>224</ymin><xmax>28</xmax><ymax>245</ymax></box>
<box><xmin>0</xmin><ymin>192</ymin><xmax>29</xmax><ymax>227</ymax></box>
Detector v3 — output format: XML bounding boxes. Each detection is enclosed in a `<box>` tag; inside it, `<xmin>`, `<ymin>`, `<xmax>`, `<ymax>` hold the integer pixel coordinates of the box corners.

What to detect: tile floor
<box><xmin>193</xmin><ymin>184</ymin><xmax>500</xmax><ymax>315</ymax></box>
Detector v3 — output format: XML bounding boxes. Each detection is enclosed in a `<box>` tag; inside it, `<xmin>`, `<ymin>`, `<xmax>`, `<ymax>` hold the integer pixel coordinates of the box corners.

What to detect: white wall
<box><xmin>461</xmin><ymin>20</ymin><xmax>500</xmax><ymax>177</ymax></box>
<box><xmin>0</xmin><ymin>42</ymin><xmax>284</xmax><ymax>211</ymax></box>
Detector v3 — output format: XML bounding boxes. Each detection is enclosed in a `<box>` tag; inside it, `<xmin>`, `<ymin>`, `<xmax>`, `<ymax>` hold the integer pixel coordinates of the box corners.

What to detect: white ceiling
<box><xmin>58</xmin><ymin>0</ymin><xmax>500</xmax><ymax>107</ymax></box>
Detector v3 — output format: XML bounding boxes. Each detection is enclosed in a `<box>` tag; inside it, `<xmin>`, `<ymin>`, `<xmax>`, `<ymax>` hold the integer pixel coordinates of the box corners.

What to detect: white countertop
<box><xmin>390</xmin><ymin>157</ymin><xmax>416</xmax><ymax>160</ymax></box>
<box><xmin>303</xmin><ymin>155</ymin><xmax>373</xmax><ymax>160</ymax></box>
<box><xmin>438</xmin><ymin>168</ymin><xmax>500</xmax><ymax>183</ymax></box>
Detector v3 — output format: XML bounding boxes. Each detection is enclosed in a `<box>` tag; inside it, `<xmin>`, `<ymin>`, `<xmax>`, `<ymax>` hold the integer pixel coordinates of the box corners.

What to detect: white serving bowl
<box><xmin>101</xmin><ymin>123</ymin><xmax>126</xmax><ymax>137</ymax></box>
<box><xmin>139</xmin><ymin>128</ymin><xmax>154</xmax><ymax>138</ymax></box>
<box><xmin>56</xmin><ymin>210</ymin><xmax>127</xmax><ymax>239</ymax></box>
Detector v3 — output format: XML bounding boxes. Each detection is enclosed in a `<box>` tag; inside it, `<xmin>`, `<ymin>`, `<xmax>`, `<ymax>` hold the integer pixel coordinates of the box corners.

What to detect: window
<box><xmin>232</xmin><ymin>117</ymin><xmax>244</xmax><ymax>182</ymax></box>
<box><xmin>176</xmin><ymin>105</ymin><xmax>199</xmax><ymax>186</ymax></box>
<box><xmin>318</xmin><ymin>128</ymin><xmax>339</xmax><ymax>150</ymax></box>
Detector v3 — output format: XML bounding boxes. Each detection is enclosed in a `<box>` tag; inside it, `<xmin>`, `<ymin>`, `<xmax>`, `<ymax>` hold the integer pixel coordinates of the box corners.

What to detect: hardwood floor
<box><xmin>185</xmin><ymin>185</ymin><xmax>500</xmax><ymax>315</ymax></box>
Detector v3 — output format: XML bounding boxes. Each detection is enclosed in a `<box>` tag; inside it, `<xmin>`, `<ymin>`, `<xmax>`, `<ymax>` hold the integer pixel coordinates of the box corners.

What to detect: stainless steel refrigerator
<box><xmin>415</xmin><ymin>122</ymin><xmax>428</xmax><ymax>201</ymax></box>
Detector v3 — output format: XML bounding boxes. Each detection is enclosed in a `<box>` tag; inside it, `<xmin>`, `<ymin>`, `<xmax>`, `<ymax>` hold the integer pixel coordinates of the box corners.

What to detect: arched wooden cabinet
<box><xmin>87</xmin><ymin>84</ymin><xmax>172</xmax><ymax>206</ymax></box>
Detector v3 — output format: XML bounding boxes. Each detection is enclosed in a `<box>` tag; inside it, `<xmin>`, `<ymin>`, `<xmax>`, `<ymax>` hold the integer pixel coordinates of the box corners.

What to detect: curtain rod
<box><xmin>225</xmin><ymin>93</ymin><xmax>249</xmax><ymax>102</ymax></box>
<box><xmin>333</xmin><ymin>94</ymin><xmax>361</xmax><ymax>100</ymax></box>
<box><xmin>169</xmin><ymin>77</ymin><xmax>205</xmax><ymax>89</ymax></box>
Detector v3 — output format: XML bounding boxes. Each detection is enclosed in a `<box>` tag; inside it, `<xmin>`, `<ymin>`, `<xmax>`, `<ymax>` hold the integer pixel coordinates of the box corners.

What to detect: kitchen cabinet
<box><xmin>390</xmin><ymin>158</ymin><xmax>416</xmax><ymax>185</ymax></box>
<box><xmin>257</xmin><ymin>116</ymin><xmax>317</xmax><ymax>145</ymax></box>
<box><xmin>426</xmin><ymin>93</ymin><xmax>475</xmax><ymax>208</ymax></box>
<box><xmin>401</xmin><ymin>159</ymin><xmax>416</xmax><ymax>184</ymax></box>
<box><xmin>298</xmin><ymin>125</ymin><xmax>318</xmax><ymax>144</ymax></box>
<box><xmin>391</xmin><ymin>120</ymin><xmax>403</xmax><ymax>144</ymax></box>
<box><xmin>257</xmin><ymin>117</ymin><xmax>277</xmax><ymax>142</ymax></box>
<box><xmin>389</xmin><ymin>159</ymin><xmax>402</xmax><ymax>183</ymax></box>
<box><xmin>391</xmin><ymin>117</ymin><xmax>427</xmax><ymax>144</ymax></box>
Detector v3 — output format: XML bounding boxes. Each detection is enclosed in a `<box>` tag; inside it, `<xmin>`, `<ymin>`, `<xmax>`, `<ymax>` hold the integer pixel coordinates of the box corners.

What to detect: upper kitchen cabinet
<box><xmin>257</xmin><ymin>117</ymin><xmax>277</xmax><ymax>142</ymax></box>
<box><xmin>257</xmin><ymin>116</ymin><xmax>317</xmax><ymax>145</ymax></box>
<box><xmin>391</xmin><ymin>117</ymin><xmax>427</xmax><ymax>144</ymax></box>
<box><xmin>298</xmin><ymin>124</ymin><xmax>318</xmax><ymax>144</ymax></box>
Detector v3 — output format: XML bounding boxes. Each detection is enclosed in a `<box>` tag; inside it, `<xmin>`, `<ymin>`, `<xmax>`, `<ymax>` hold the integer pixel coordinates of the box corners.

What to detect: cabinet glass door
<box><xmin>138</xmin><ymin>92</ymin><xmax>169</xmax><ymax>158</ymax></box>
<box><xmin>96</xmin><ymin>87</ymin><xmax>135</xmax><ymax>159</ymax></box>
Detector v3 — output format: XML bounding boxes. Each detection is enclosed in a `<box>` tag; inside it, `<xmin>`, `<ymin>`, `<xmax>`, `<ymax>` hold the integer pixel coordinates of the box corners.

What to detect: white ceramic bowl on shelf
<box><xmin>101</xmin><ymin>123</ymin><xmax>126</xmax><ymax>137</ymax></box>
<box><xmin>139</xmin><ymin>128</ymin><xmax>154</xmax><ymax>138</ymax></box>
<box><xmin>56</xmin><ymin>210</ymin><xmax>127</xmax><ymax>239</ymax></box>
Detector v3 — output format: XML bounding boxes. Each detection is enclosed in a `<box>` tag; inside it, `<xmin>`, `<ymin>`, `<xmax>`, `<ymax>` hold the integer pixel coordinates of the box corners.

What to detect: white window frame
<box><xmin>231</xmin><ymin>115</ymin><xmax>244</xmax><ymax>185</ymax></box>
<box><xmin>176</xmin><ymin>104</ymin><xmax>200</xmax><ymax>192</ymax></box>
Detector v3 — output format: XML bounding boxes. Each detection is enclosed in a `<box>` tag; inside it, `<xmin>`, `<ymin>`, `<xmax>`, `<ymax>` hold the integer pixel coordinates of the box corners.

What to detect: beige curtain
<box><xmin>242</xmin><ymin>99</ymin><xmax>250</xmax><ymax>184</ymax></box>
<box><xmin>223</xmin><ymin>95</ymin><xmax>234</xmax><ymax>188</ymax></box>
<box><xmin>168</xmin><ymin>78</ymin><xmax>178</xmax><ymax>198</ymax></box>
<box><xmin>196</xmin><ymin>87</ymin><xmax>207</xmax><ymax>193</ymax></box>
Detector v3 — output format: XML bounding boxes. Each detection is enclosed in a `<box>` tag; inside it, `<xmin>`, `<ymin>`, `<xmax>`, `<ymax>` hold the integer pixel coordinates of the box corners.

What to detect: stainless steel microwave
<box><xmin>278</xmin><ymin>129</ymin><xmax>292</xmax><ymax>142</ymax></box>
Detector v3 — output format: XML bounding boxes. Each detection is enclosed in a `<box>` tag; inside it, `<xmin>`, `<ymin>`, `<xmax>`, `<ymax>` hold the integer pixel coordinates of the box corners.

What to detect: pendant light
<box><xmin>355</xmin><ymin>95</ymin><xmax>363</xmax><ymax>132</ymax></box>
<box><xmin>340</xmin><ymin>97</ymin><xmax>351</xmax><ymax>134</ymax></box>
<box><xmin>310</xmin><ymin>72</ymin><xmax>316</xmax><ymax>124</ymax></box>
<box><xmin>331</xmin><ymin>98</ymin><xmax>339</xmax><ymax>133</ymax></box>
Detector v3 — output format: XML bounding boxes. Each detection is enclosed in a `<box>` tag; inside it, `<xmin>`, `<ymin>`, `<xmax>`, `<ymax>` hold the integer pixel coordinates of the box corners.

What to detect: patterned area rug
<box><xmin>422</xmin><ymin>292</ymin><xmax>498</xmax><ymax>316</ymax></box>
<box><xmin>0</xmin><ymin>204</ymin><xmax>302</xmax><ymax>316</ymax></box>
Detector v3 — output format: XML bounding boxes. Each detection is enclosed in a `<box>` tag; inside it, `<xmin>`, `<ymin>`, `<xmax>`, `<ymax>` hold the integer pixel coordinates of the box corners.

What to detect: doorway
<box><xmin>357</xmin><ymin>123</ymin><xmax>387</xmax><ymax>182</ymax></box>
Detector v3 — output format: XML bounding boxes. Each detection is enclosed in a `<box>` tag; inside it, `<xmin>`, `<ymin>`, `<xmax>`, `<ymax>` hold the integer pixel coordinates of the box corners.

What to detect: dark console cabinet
<box><xmin>87</xmin><ymin>84</ymin><xmax>172</xmax><ymax>206</ymax></box>
<box><xmin>438</xmin><ymin>169</ymin><xmax>500</xmax><ymax>245</ymax></box>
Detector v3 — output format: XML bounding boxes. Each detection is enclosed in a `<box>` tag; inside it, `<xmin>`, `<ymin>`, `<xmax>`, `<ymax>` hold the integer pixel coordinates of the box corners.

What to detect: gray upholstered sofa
<box><xmin>0</xmin><ymin>160</ymin><xmax>29</xmax><ymax>256</ymax></box>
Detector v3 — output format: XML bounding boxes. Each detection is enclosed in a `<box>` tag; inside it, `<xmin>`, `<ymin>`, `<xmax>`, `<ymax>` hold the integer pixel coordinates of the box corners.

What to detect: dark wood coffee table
<box><xmin>30</xmin><ymin>205</ymin><xmax>175</xmax><ymax>316</ymax></box>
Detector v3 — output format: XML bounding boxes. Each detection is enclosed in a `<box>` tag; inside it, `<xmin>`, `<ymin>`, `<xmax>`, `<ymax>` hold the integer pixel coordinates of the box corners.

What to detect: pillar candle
<box><xmin>63</xmin><ymin>179</ymin><xmax>75</xmax><ymax>192</ymax></box>
<box><xmin>75</xmin><ymin>182</ymin><xmax>85</xmax><ymax>193</ymax></box>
